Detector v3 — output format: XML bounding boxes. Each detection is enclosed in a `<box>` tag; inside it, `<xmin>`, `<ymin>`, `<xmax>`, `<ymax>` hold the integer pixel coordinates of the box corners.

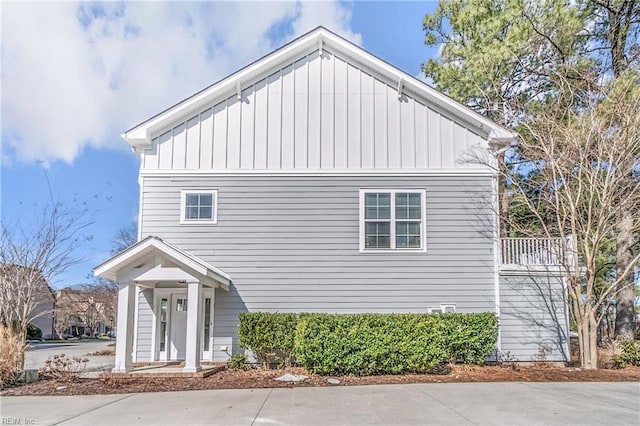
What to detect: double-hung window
<box><xmin>180</xmin><ymin>189</ymin><xmax>218</xmax><ymax>224</ymax></box>
<box><xmin>360</xmin><ymin>189</ymin><xmax>426</xmax><ymax>252</ymax></box>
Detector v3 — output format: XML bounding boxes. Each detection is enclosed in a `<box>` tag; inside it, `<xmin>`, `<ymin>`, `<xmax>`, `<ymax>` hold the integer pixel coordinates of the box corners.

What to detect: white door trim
<box><xmin>153</xmin><ymin>287</ymin><xmax>214</xmax><ymax>362</ymax></box>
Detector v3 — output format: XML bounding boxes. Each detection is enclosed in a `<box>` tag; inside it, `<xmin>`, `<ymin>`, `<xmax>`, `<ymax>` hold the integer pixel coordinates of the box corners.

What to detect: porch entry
<box><xmin>157</xmin><ymin>289</ymin><xmax>215</xmax><ymax>362</ymax></box>
<box><xmin>94</xmin><ymin>236</ymin><xmax>231</xmax><ymax>374</ymax></box>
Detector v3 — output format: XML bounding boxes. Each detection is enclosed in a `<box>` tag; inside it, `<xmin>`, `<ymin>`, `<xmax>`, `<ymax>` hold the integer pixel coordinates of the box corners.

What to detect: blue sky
<box><xmin>1</xmin><ymin>1</ymin><xmax>439</xmax><ymax>288</ymax></box>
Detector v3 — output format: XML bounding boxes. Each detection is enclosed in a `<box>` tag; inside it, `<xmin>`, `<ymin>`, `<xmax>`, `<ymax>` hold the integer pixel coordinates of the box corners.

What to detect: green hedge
<box><xmin>26</xmin><ymin>324</ymin><xmax>42</xmax><ymax>340</ymax></box>
<box><xmin>613</xmin><ymin>340</ymin><xmax>640</xmax><ymax>368</ymax></box>
<box><xmin>238</xmin><ymin>312</ymin><xmax>298</xmax><ymax>368</ymax></box>
<box><xmin>439</xmin><ymin>312</ymin><xmax>499</xmax><ymax>364</ymax></box>
<box><xmin>295</xmin><ymin>313</ymin><xmax>449</xmax><ymax>375</ymax></box>
<box><xmin>238</xmin><ymin>312</ymin><xmax>498</xmax><ymax>375</ymax></box>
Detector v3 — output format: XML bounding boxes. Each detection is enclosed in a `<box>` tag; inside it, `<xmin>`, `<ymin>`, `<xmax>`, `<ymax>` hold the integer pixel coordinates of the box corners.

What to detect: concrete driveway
<box><xmin>1</xmin><ymin>382</ymin><xmax>638</xmax><ymax>425</ymax></box>
<box><xmin>24</xmin><ymin>340</ymin><xmax>115</xmax><ymax>375</ymax></box>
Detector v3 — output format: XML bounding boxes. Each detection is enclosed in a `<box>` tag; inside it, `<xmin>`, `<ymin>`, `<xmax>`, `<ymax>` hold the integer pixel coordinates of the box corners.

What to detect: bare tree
<box><xmin>76</xmin><ymin>282</ymin><xmax>117</xmax><ymax>337</ymax></box>
<box><xmin>52</xmin><ymin>289</ymin><xmax>78</xmax><ymax>340</ymax></box>
<box><xmin>478</xmin><ymin>70</ymin><xmax>640</xmax><ymax>368</ymax></box>
<box><xmin>54</xmin><ymin>281</ymin><xmax>117</xmax><ymax>338</ymax></box>
<box><xmin>0</xmin><ymin>192</ymin><xmax>92</xmax><ymax>367</ymax></box>
<box><xmin>111</xmin><ymin>223</ymin><xmax>138</xmax><ymax>255</ymax></box>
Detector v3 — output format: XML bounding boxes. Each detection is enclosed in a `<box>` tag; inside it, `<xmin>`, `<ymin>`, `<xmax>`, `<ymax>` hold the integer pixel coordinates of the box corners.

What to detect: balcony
<box><xmin>500</xmin><ymin>237</ymin><xmax>565</xmax><ymax>266</ymax></box>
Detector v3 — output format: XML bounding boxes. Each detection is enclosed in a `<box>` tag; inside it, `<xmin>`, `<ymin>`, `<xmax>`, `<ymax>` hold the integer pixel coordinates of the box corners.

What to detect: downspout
<box><xmin>490</xmin><ymin>142</ymin><xmax>513</xmax><ymax>358</ymax></box>
<box><xmin>492</xmin><ymin>170</ymin><xmax>502</xmax><ymax>355</ymax></box>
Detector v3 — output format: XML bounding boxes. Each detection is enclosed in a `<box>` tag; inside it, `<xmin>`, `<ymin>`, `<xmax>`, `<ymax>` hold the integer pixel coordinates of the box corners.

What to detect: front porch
<box><xmin>115</xmin><ymin>362</ymin><xmax>225</xmax><ymax>378</ymax></box>
<box><xmin>94</xmin><ymin>236</ymin><xmax>232</xmax><ymax>374</ymax></box>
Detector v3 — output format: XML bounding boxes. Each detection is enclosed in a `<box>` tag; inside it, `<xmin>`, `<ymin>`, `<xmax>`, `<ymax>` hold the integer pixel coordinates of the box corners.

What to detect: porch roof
<box><xmin>94</xmin><ymin>236</ymin><xmax>231</xmax><ymax>290</ymax></box>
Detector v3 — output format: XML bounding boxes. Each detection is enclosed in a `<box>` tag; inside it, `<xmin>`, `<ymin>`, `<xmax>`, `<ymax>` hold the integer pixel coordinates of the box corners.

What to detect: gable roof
<box><xmin>94</xmin><ymin>236</ymin><xmax>231</xmax><ymax>289</ymax></box>
<box><xmin>123</xmin><ymin>26</ymin><xmax>515</xmax><ymax>152</ymax></box>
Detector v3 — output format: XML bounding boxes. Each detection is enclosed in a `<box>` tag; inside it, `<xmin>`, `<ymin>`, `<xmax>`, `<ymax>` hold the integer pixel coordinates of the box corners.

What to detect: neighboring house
<box><xmin>95</xmin><ymin>27</ymin><xmax>569</xmax><ymax>373</ymax></box>
<box><xmin>54</xmin><ymin>288</ymin><xmax>115</xmax><ymax>338</ymax></box>
<box><xmin>29</xmin><ymin>282</ymin><xmax>55</xmax><ymax>340</ymax></box>
<box><xmin>29</xmin><ymin>289</ymin><xmax>55</xmax><ymax>340</ymax></box>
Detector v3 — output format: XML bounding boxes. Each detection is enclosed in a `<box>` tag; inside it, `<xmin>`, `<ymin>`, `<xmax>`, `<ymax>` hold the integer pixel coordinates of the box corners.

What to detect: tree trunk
<box><xmin>578</xmin><ymin>314</ymin><xmax>599</xmax><ymax>369</ymax></box>
<box><xmin>16</xmin><ymin>323</ymin><xmax>28</xmax><ymax>370</ymax></box>
<box><xmin>615</xmin><ymin>207</ymin><xmax>636</xmax><ymax>340</ymax></box>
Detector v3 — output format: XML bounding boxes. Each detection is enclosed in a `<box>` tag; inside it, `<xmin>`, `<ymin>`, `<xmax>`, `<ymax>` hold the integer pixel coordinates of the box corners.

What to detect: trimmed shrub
<box><xmin>238</xmin><ymin>311</ymin><xmax>498</xmax><ymax>375</ymax></box>
<box><xmin>294</xmin><ymin>313</ymin><xmax>498</xmax><ymax>375</ymax></box>
<box><xmin>26</xmin><ymin>323</ymin><xmax>42</xmax><ymax>341</ymax></box>
<box><xmin>613</xmin><ymin>340</ymin><xmax>640</xmax><ymax>368</ymax></box>
<box><xmin>238</xmin><ymin>312</ymin><xmax>299</xmax><ymax>368</ymax></box>
<box><xmin>294</xmin><ymin>313</ymin><xmax>449</xmax><ymax>375</ymax></box>
<box><xmin>439</xmin><ymin>312</ymin><xmax>499</xmax><ymax>364</ymax></box>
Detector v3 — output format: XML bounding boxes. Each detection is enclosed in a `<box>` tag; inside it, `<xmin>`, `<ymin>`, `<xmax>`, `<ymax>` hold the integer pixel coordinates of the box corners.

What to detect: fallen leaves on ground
<box><xmin>2</xmin><ymin>365</ymin><xmax>639</xmax><ymax>396</ymax></box>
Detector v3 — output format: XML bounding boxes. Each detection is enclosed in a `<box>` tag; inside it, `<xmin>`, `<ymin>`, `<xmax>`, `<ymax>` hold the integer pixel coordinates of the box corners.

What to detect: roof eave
<box><xmin>122</xmin><ymin>26</ymin><xmax>516</xmax><ymax>151</ymax></box>
<box><xmin>122</xmin><ymin>28</ymin><xmax>327</xmax><ymax>150</ymax></box>
<box><xmin>94</xmin><ymin>236</ymin><xmax>232</xmax><ymax>290</ymax></box>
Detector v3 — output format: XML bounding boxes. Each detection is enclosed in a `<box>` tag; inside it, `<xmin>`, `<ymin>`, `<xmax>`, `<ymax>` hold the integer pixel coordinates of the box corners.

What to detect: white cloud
<box><xmin>1</xmin><ymin>1</ymin><xmax>359</xmax><ymax>164</ymax></box>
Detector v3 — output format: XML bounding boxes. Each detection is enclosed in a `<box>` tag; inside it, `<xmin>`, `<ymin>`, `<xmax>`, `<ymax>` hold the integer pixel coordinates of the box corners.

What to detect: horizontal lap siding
<box><xmin>135</xmin><ymin>288</ymin><xmax>154</xmax><ymax>362</ymax></box>
<box><xmin>141</xmin><ymin>175</ymin><xmax>496</xmax><ymax>354</ymax></box>
<box><xmin>499</xmin><ymin>274</ymin><xmax>569</xmax><ymax>361</ymax></box>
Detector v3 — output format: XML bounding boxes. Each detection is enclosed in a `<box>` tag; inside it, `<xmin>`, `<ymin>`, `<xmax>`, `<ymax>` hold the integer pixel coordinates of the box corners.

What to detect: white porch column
<box><xmin>184</xmin><ymin>280</ymin><xmax>203</xmax><ymax>372</ymax></box>
<box><xmin>113</xmin><ymin>282</ymin><xmax>136</xmax><ymax>373</ymax></box>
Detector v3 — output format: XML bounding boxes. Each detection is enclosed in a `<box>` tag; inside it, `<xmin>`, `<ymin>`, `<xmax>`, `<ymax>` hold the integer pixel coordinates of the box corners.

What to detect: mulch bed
<box><xmin>3</xmin><ymin>364</ymin><xmax>640</xmax><ymax>396</ymax></box>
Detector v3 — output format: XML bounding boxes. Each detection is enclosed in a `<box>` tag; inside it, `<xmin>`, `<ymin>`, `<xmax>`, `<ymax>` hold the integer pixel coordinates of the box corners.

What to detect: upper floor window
<box><xmin>359</xmin><ymin>189</ymin><xmax>426</xmax><ymax>252</ymax></box>
<box><xmin>180</xmin><ymin>190</ymin><xmax>218</xmax><ymax>224</ymax></box>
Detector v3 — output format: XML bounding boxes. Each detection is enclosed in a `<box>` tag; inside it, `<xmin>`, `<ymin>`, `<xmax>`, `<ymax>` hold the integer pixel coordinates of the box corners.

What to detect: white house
<box><xmin>95</xmin><ymin>27</ymin><xmax>569</xmax><ymax>373</ymax></box>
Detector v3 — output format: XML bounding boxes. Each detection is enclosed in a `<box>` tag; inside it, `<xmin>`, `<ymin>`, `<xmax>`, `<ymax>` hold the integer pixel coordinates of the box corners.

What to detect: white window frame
<box><xmin>180</xmin><ymin>189</ymin><xmax>218</xmax><ymax>225</ymax></box>
<box><xmin>359</xmin><ymin>188</ymin><xmax>427</xmax><ymax>253</ymax></box>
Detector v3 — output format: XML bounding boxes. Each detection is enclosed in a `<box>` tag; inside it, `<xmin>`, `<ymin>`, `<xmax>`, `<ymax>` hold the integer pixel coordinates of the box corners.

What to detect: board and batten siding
<box><xmin>499</xmin><ymin>273</ymin><xmax>569</xmax><ymax>361</ymax></box>
<box><xmin>140</xmin><ymin>174</ymin><xmax>497</xmax><ymax>356</ymax></box>
<box><xmin>140</xmin><ymin>50</ymin><xmax>487</xmax><ymax>172</ymax></box>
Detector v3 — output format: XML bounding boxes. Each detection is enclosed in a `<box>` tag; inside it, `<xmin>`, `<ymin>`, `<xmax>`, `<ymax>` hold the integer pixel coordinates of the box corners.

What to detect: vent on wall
<box><xmin>428</xmin><ymin>304</ymin><xmax>456</xmax><ymax>314</ymax></box>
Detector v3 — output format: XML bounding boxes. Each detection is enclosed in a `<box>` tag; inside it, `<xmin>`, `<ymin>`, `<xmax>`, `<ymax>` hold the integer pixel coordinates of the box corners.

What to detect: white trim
<box><xmin>123</xmin><ymin>27</ymin><xmax>515</xmax><ymax>150</ymax></box>
<box><xmin>359</xmin><ymin>188</ymin><xmax>427</xmax><ymax>253</ymax></box>
<box><xmin>428</xmin><ymin>304</ymin><xmax>456</xmax><ymax>314</ymax></box>
<box><xmin>154</xmin><ymin>289</ymin><xmax>178</xmax><ymax>362</ymax></box>
<box><xmin>440</xmin><ymin>304</ymin><xmax>456</xmax><ymax>313</ymax></box>
<box><xmin>184</xmin><ymin>281</ymin><xmax>203</xmax><ymax>372</ymax></box>
<box><xmin>137</xmin><ymin>175</ymin><xmax>144</xmax><ymax>242</ymax></box>
<box><xmin>140</xmin><ymin>168</ymin><xmax>494</xmax><ymax>177</ymax></box>
<box><xmin>132</xmin><ymin>285</ymin><xmax>140</xmax><ymax>363</ymax></box>
<box><xmin>94</xmin><ymin>236</ymin><xmax>231</xmax><ymax>288</ymax></box>
<box><xmin>210</xmin><ymin>288</ymin><xmax>216</xmax><ymax>360</ymax></box>
<box><xmin>201</xmin><ymin>289</ymin><xmax>214</xmax><ymax>361</ymax></box>
<box><xmin>499</xmin><ymin>265</ymin><xmax>567</xmax><ymax>275</ymax></box>
<box><xmin>235</xmin><ymin>81</ymin><xmax>242</xmax><ymax>101</ymax></box>
<box><xmin>153</xmin><ymin>288</ymin><xmax>215</xmax><ymax>362</ymax></box>
<box><xmin>134</xmin><ymin>265</ymin><xmax>199</xmax><ymax>283</ymax></box>
<box><xmin>180</xmin><ymin>189</ymin><xmax>218</xmax><ymax>225</ymax></box>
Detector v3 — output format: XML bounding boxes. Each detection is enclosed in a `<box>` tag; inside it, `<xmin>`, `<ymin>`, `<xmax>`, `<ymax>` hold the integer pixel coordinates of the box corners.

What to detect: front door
<box><xmin>170</xmin><ymin>296</ymin><xmax>188</xmax><ymax>360</ymax></box>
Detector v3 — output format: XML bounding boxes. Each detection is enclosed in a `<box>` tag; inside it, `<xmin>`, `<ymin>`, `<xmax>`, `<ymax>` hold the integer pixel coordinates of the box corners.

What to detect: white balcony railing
<box><xmin>500</xmin><ymin>237</ymin><xmax>564</xmax><ymax>266</ymax></box>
